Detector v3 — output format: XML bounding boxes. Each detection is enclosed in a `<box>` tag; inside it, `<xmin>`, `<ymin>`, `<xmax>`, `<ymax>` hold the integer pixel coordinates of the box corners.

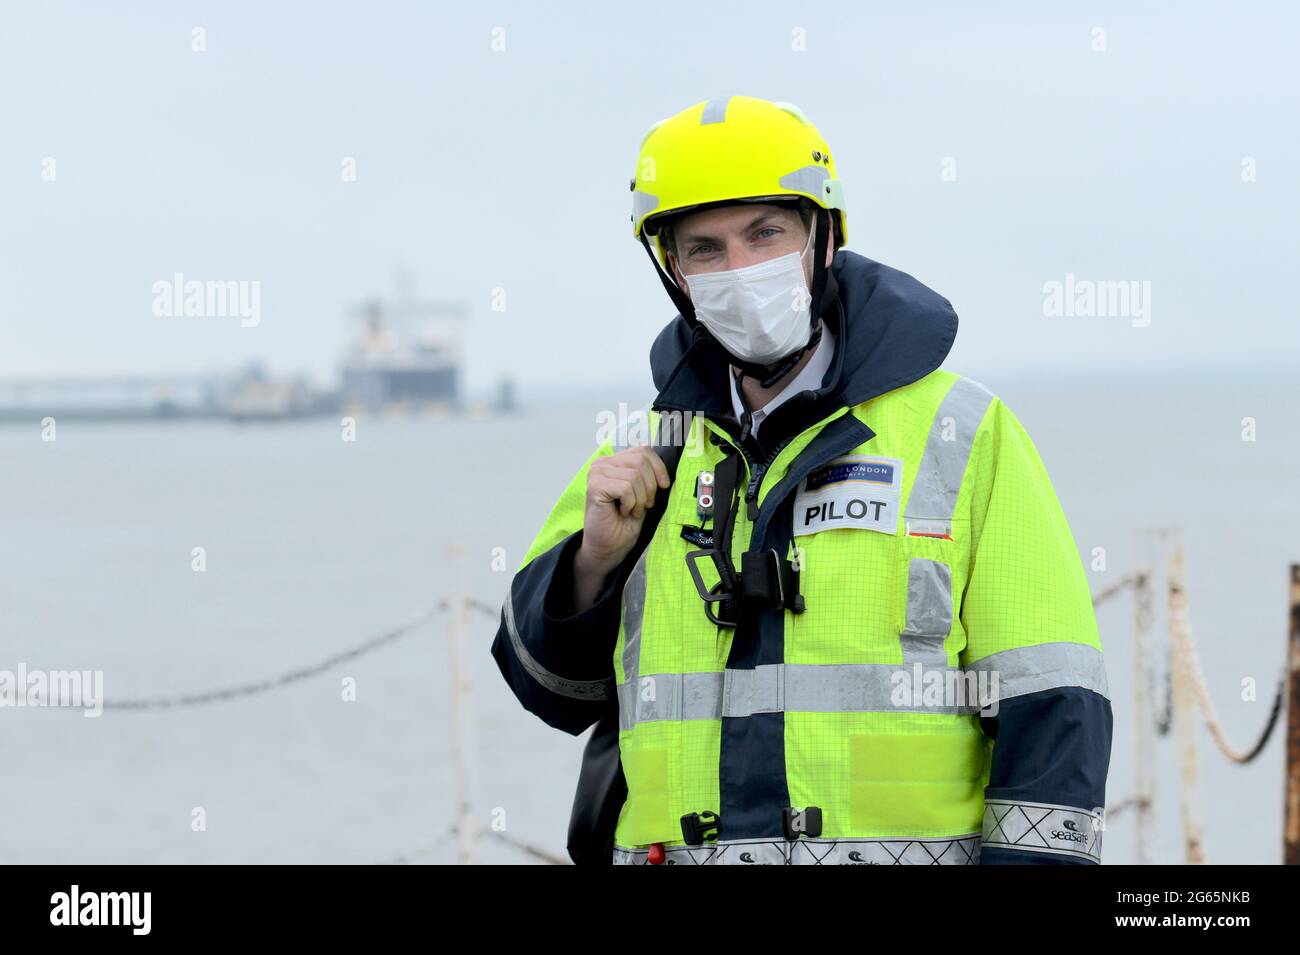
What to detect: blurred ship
<box><xmin>221</xmin><ymin>363</ymin><xmax>334</xmax><ymax>422</ymax></box>
<box><xmin>0</xmin><ymin>273</ymin><xmax>517</xmax><ymax>425</ymax></box>
<box><xmin>340</xmin><ymin>276</ymin><xmax>470</xmax><ymax>414</ymax></box>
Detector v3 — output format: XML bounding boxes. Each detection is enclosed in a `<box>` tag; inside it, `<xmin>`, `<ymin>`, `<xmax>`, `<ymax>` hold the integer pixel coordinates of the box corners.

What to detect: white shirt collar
<box><xmin>728</xmin><ymin>319</ymin><xmax>835</xmax><ymax>439</ymax></box>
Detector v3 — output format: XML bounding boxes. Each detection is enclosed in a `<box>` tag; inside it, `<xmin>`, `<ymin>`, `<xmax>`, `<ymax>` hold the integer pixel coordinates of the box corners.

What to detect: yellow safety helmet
<box><xmin>630</xmin><ymin>95</ymin><xmax>847</xmax><ymax>271</ymax></box>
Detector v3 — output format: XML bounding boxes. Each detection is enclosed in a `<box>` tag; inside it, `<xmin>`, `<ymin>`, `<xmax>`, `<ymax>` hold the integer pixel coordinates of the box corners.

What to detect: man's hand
<box><xmin>571</xmin><ymin>445</ymin><xmax>671</xmax><ymax>613</ymax></box>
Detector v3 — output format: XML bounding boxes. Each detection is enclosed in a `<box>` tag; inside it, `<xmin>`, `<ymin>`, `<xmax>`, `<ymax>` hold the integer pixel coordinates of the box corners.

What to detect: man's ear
<box><xmin>823</xmin><ymin>216</ymin><xmax>835</xmax><ymax>269</ymax></box>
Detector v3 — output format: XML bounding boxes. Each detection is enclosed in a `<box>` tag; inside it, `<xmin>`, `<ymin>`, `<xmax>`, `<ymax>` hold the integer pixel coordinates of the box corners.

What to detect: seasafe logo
<box><xmin>1051</xmin><ymin>819</ymin><xmax>1090</xmax><ymax>844</ymax></box>
<box><xmin>793</xmin><ymin>455</ymin><xmax>903</xmax><ymax>537</ymax></box>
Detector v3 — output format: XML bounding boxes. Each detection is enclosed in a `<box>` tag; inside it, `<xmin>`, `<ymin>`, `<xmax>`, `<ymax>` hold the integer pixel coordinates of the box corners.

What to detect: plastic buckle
<box><xmin>782</xmin><ymin>806</ymin><xmax>823</xmax><ymax>840</ymax></box>
<box><xmin>681</xmin><ymin>810</ymin><xmax>722</xmax><ymax>846</ymax></box>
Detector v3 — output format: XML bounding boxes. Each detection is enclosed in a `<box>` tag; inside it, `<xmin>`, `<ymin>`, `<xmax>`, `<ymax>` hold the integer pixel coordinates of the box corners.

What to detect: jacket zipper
<box><xmin>715</xmin><ymin>429</ymin><xmax>796</xmax><ymax>523</ymax></box>
<box><xmin>741</xmin><ymin>437</ymin><xmax>797</xmax><ymax>521</ymax></box>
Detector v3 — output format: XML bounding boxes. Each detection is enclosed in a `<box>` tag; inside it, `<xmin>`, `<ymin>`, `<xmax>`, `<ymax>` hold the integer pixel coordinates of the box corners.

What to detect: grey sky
<box><xmin>2</xmin><ymin>1</ymin><xmax>1296</xmax><ymax>394</ymax></box>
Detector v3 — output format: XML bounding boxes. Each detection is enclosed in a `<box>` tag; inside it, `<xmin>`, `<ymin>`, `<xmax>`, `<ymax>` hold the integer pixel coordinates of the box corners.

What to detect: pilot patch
<box><xmin>793</xmin><ymin>455</ymin><xmax>903</xmax><ymax>536</ymax></box>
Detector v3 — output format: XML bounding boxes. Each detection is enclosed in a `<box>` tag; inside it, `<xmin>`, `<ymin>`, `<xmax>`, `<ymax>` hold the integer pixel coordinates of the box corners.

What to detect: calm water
<box><xmin>1</xmin><ymin>368</ymin><xmax>1296</xmax><ymax>863</ymax></box>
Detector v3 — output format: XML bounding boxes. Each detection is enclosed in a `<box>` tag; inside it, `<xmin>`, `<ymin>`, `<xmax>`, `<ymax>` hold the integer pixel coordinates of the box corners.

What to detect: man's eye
<box><xmin>689</xmin><ymin>244</ymin><xmax>716</xmax><ymax>257</ymax></box>
<box><xmin>754</xmin><ymin>228</ymin><xmax>780</xmax><ymax>240</ymax></box>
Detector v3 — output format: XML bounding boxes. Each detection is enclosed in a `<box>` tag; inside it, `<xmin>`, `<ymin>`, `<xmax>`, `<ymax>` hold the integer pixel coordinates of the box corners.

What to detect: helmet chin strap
<box><xmin>639</xmin><ymin>229</ymin><xmax>697</xmax><ymax>321</ymax></box>
<box><xmin>733</xmin><ymin>322</ymin><xmax>823</xmax><ymax>389</ymax></box>
<box><xmin>732</xmin><ymin>318</ymin><xmax>824</xmax><ymax>443</ymax></box>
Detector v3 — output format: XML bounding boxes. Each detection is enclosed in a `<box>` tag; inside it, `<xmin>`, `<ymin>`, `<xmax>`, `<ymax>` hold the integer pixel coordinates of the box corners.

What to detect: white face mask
<box><xmin>683</xmin><ymin>224</ymin><xmax>815</xmax><ymax>365</ymax></box>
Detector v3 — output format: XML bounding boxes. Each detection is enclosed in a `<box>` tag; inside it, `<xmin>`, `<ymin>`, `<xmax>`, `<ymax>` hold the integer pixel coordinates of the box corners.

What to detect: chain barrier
<box><xmin>101</xmin><ymin>599</ymin><xmax>500</xmax><ymax>711</ymax></box>
<box><xmin>1167</xmin><ymin>565</ymin><xmax>1285</xmax><ymax>765</ymax></box>
<box><xmin>1101</xmin><ymin>549</ymin><xmax>1285</xmax><ymax>861</ymax></box>
<box><xmin>84</xmin><ymin>553</ymin><xmax>1290</xmax><ymax>862</ymax></box>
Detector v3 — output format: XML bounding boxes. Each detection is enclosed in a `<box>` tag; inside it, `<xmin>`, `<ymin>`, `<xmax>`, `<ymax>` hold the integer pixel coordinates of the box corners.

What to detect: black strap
<box><xmin>733</xmin><ymin>367</ymin><xmax>755</xmax><ymax>445</ymax></box>
<box><xmin>685</xmin><ymin>435</ymin><xmax>805</xmax><ymax>621</ymax></box>
<box><xmin>639</xmin><ymin>231</ymin><xmax>695</xmax><ymax>322</ymax></box>
<box><xmin>707</xmin><ymin>449</ymin><xmax>743</xmax><ymax>595</ymax></box>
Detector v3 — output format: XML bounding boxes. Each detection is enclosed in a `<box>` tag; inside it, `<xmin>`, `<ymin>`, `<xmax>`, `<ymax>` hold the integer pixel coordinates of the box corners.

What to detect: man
<box><xmin>491</xmin><ymin>95</ymin><xmax>1112</xmax><ymax>865</ymax></box>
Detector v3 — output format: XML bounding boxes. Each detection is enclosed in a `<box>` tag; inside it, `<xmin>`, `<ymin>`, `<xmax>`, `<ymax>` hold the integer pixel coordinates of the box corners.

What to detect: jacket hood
<box><xmin>648</xmin><ymin>249</ymin><xmax>959</xmax><ymax>430</ymax></box>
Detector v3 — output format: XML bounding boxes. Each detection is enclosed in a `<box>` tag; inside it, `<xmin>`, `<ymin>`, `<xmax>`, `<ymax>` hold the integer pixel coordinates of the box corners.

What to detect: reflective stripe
<box><xmin>631</xmin><ymin>189</ymin><xmax>659</xmax><ymax>222</ymax></box>
<box><xmin>618</xmin><ymin>546</ymin><xmax>651</xmax><ymax>720</ymax></box>
<box><xmin>965</xmin><ymin>641</ymin><xmax>1110</xmax><ymax>702</ymax></box>
<box><xmin>907</xmin><ymin>376</ymin><xmax>995</xmax><ymax>520</ymax></box>
<box><xmin>724</xmin><ymin>665</ymin><xmax>784</xmax><ymax>717</ymax></box>
<box><xmin>502</xmin><ymin>589</ymin><xmax>612</xmax><ymax>701</ymax></box>
<box><xmin>617</xmin><ymin>671</ymin><xmax>723</xmax><ymax>729</ymax></box>
<box><xmin>777</xmin><ymin>164</ymin><xmax>830</xmax><ymax>198</ymax></box>
<box><xmin>901</xmin><ymin>558</ymin><xmax>952</xmax><ymax>664</ymax></box>
<box><xmin>613</xmin><ymin>833</ymin><xmax>981</xmax><ymax>865</ymax></box>
<box><xmin>895</xmin><ymin>378</ymin><xmax>992</xmax><ymax>673</ymax></box>
<box><xmin>699</xmin><ymin>97</ymin><xmax>730</xmax><ymax>124</ymax></box>
<box><xmin>982</xmin><ymin>798</ymin><xmax>1102</xmax><ymax>863</ymax></box>
<box><xmin>617</xmin><ymin>662</ymin><xmax>985</xmax><ymax>729</ymax></box>
<box><xmin>615</xmin><ymin>642</ymin><xmax>1107</xmax><ymax>726</ymax></box>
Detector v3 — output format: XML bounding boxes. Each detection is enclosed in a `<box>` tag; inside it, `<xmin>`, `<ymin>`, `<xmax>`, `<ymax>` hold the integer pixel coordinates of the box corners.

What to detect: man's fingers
<box><xmin>622</xmin><ymin>448</ymin><xmax>666</xmax><ymax>503</ymax></box>
<box><xmin>632</xmin><ymin>457</ymin><xmax>660</xmax><ymax>510</ymax></box>
<box><xmin>595</xmin><ymin>466</ymin><xmax>648</xmax><ymax>517</ymax></box>
<box><xmin>618</xmin><ymin>482</ymin><xmax>641</xmax><ymax>519</ymax></box>
<box><xmin>642</xmin><ymin>445</ymin><xmax>672</xmax><ymax>489</ymax></box>
<box><xmin>593</xmin><ymin>447</ymin><xmax>675</xmax><ymax>519</ymax></box>
<box><xmin>622</xmin><ymin>461</ymin><xmax>662</xmax><ymax>513</ymax></box>
<box><xmin>615</xmin><ymin>464</ymin><xmax>652</xmax><ymax>515</ymax></box>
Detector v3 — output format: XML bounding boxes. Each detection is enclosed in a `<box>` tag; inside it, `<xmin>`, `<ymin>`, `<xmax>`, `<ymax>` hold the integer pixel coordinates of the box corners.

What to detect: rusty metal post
<box><xmin>1132</xmin><ymin>566</ymin><xmax>1155</xmax><ymax>865</ymax></box>
<box><xmin>1167</xmin><ymin>541</ymin><xmax>1205</xmax><ymax>864</ymax></box>
<box><xmin>1285</xmin><ymin>565</ymin><xmax>1300</xmax><ymax>864</ymax></box>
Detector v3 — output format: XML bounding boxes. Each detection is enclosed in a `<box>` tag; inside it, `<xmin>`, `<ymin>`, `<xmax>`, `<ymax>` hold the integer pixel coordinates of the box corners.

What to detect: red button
<box><xmin>647</xmin><ymin>842</ymin><xmax>665</xmax><ymax>865</ymax></box>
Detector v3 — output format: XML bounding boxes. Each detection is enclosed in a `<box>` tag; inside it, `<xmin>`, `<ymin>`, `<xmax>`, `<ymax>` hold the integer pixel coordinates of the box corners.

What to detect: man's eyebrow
<box><xmin>678</xmin><ymin>212</ymin><xmax>792</xmax><ymax>246</ymax></box>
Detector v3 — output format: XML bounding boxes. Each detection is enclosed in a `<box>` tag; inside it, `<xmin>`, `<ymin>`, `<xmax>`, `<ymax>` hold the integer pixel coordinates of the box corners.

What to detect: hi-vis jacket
<box><xmin>492</xmin><ymin>249</ymin><xmax>1112</xmax><ymax>865</ymax></box>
